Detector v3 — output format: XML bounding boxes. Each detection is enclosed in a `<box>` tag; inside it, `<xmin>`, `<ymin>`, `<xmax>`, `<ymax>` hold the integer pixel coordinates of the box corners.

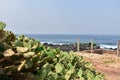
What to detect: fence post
<box><xmin>117</xmin><ymin>40</ymin><xmax>120</xmax><ymax>57</ymax></box>
<box><xmin>91</xmin><ymin>38</ymin><xmax>93</xmax><ymax>54</ymax></box>
<box><xmin>77</xmin><ymin>38</ymin><xmax>80</xmax><ymax>52</ymax></box>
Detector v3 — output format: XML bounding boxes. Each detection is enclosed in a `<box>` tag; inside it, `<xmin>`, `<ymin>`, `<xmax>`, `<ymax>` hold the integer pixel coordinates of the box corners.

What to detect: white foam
<box><xmin>100</xmin><ymin>44</ymin><xmax>117</xmax><ymax>49</ymax></box>
<box><xmin>41</xmin><ymin>42</ymin><xmax>69</xmax><ymax>45</ymax></box>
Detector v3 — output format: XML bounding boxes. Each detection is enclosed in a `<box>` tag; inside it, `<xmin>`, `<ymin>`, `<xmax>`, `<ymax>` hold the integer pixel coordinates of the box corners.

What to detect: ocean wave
<box><xmin>99</xmin><ymin>44</ymin><xmax>117</xmax><ymax>49</ymax></box>
<box><xmin>41</xmin><ymin>42</ymin><xmax>70</xmax><ymax>45</ymax></box>
<box><xmin>41</xmin><ymin>41</ymin><xmax>118</xmax><ymax>49</ymax></box>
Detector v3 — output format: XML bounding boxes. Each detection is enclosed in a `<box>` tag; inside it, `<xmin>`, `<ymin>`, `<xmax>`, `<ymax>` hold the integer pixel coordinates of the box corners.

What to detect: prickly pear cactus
<box><xmin>0</xmin><ymin>22</ymin><xmax>104</xmax><ymax>80</ymax></box>
<box><xmin>0</xmin><ymin>21</ymin><xmax>6</xmax><ymax>30</ymax></box>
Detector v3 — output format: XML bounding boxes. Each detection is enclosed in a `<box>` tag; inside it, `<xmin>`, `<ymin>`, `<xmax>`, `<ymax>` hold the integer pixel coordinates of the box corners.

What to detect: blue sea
<box><xmin>24</xmin><ymin>34</ymin><xmax>120</xmax><ymax>49</ymax></box>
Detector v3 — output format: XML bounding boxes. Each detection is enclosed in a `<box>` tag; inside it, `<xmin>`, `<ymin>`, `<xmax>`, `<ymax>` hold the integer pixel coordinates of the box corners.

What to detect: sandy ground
<box><xmin>76</xmin><ymin>52</ymin><xmax>120</xmax><ymax>80</ymax></box>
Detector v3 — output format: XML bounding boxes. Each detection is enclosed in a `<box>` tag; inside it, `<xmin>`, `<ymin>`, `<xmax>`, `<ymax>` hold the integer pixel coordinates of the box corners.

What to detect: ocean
<box><xmin>24</xmin><ymin>34</ymin><xmax>120</xmax><ymax>49</ymax></box>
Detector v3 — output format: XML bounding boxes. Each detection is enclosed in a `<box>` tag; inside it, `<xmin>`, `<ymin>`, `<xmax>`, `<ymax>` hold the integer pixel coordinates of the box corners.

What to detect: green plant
<box><xmin>0</xmin><ymin>22</ymin><xmax>15</xmax><ymax>53</ymax></box>
<box><xmin>0</xmin><ymin>22</ymin><xmax>104</xmax><ymax>80</ymax></box>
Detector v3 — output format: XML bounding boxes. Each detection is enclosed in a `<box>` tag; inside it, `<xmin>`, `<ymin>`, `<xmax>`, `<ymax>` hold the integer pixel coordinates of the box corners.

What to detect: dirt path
<box><xmin>77</xmin><ymin>52</ymin><xmax>120</xmax><ymax>80</ymax></box>
<box><xmin>95</xmin><ymin>65</ymin><xmax>120</xmax><ymax>80</ymax></box>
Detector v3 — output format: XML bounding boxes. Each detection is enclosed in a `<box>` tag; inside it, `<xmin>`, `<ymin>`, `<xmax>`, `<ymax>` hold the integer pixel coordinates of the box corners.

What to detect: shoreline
<box><xmin>43</xmin><ymin>43</ymin><xmax>117</xmax><ymax>54</ymax></box>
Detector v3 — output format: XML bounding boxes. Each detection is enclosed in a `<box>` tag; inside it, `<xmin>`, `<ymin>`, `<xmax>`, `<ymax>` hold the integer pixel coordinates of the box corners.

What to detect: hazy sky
<box><xmin>0</xmin><ymin>0</ymin><xmax>120</xmax><ymax>35</ymax></box>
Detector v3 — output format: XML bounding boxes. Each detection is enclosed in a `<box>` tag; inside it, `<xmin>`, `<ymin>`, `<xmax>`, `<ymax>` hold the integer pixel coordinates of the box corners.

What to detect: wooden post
<box><xmin>117</xmin><ymin>40</ymin><xmax>120</xmax><ymax>57</ymax></box>
<box><xmin>77</xmin><ymin>38</ymin><xmax>80</xmax><ymax>52</ymax></box>
<box><xmin>91</xmin><ymin>38</ymin><xmax>93</xmax><ymax>54</ymax></box>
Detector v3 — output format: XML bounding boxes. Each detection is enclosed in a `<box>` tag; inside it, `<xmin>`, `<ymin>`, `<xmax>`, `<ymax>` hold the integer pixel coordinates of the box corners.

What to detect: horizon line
<box><xmin>15</xmin><ymin>33</ymin><xmax>120</xmax><ymax>36</ymax></box>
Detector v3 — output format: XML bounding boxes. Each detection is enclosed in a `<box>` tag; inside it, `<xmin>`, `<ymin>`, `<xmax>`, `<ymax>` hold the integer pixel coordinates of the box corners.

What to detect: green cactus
<box><xmin>0</xmin><ymin>22</ymin><xmax>104</xmax><ymax>80</ymax></box>
<box><xmin>0</xmin><ymin>22</ymin><xmax>6</xmax><ymax>30</ymax></box>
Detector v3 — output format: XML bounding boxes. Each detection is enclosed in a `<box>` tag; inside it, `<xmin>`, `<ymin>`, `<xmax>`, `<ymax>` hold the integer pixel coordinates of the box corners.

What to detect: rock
<box><xmin>43</xmin><ymin>43</ymin><xmax>100</xmax><ymax>52</ymax></box>
<box><xmin>94</xmin><ymin>49</ymin><xmax>103</xmax><ymax>54</ymax></box>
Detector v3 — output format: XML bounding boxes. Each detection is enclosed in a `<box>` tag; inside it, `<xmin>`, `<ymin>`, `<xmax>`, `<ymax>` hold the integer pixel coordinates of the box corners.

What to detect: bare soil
<box><xmin>77</xmin><ymin>52</ymin><xmax>120</xmax><ymax>80</ymax></box>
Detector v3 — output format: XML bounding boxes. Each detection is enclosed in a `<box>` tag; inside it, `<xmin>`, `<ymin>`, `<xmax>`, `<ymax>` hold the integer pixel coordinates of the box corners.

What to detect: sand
<box><xmin>76</xmin><ymin>52</ymin><xmax>120</xmax><ymax>80</ymax></box>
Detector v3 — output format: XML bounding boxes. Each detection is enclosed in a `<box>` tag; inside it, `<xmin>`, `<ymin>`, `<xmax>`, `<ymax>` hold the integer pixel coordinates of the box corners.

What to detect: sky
<box><xmin>0</xmin><ymin>0</ymin><xmax>120</xmax><ymax>35</ymax></box>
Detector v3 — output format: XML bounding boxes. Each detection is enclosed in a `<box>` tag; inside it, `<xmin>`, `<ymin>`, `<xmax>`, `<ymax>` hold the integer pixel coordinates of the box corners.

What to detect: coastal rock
<box><xmin>43</xmin><ymin>43</ymin><xmax>100</xmax><ymax>52</ymax></box>
<box><xmin>93</xmin><ymin>49</ymin><xmax>103</xmax><ymax>54</ymax></box>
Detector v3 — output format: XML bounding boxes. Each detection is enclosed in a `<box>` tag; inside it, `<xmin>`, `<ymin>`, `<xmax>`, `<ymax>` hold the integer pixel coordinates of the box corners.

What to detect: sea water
<box><xmin>24</xmin><ymin>34</ymin><xmax>120</xmax><ymax>49</ymax></box>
